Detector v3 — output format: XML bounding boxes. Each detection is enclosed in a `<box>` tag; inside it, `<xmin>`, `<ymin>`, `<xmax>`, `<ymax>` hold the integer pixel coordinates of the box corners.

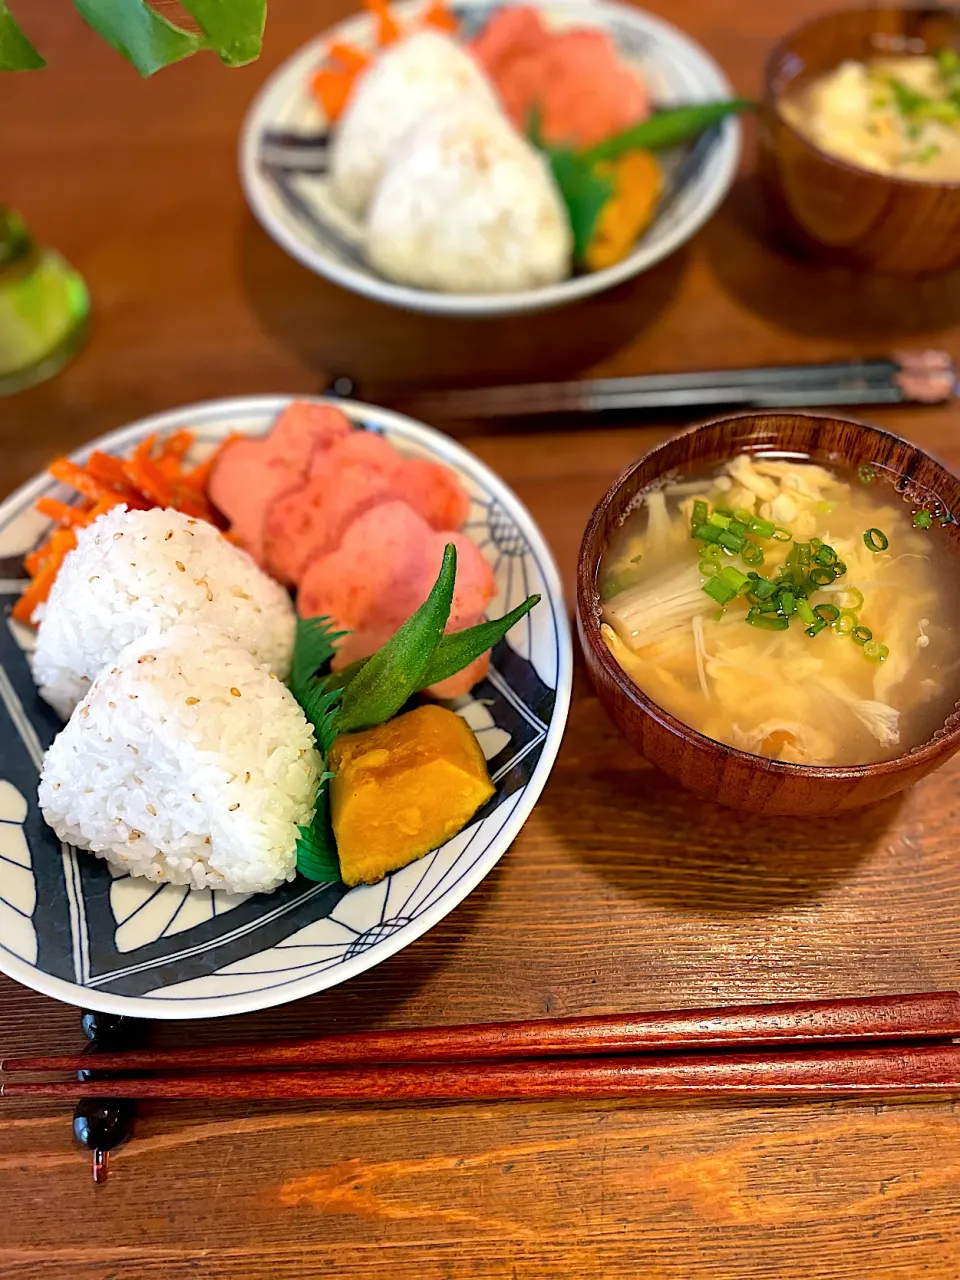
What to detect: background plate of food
<box><xmin>0</xmin><ymin>396</ymin><xmax>572</xmax><ymax>1019</ymax></box>
<box><xmin>240</xmin><ymin>0</ymin><xmax>744</xmax><ymax>316</ymax></box>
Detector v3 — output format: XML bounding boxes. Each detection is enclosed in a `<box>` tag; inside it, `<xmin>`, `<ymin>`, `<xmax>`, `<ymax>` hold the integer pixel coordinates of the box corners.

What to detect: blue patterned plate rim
<box><xmin>238</xmin><ymin>0</ymin><xmax>741</xmax><ymax>318</ymax></box>
<box><xmin>0</xmin><ymin>395</ymin><xmax>572</xmax><ymax>1019</ymax></box>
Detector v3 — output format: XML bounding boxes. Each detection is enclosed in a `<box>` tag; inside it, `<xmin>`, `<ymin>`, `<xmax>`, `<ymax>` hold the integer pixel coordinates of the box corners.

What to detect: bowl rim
<box><xmin>238</xmin><ymin>0</ymin><xmax>742</xmax><ymax>317</ymax></box>
<box><xmin>577</xmin><ymin>410</ymin><xmax>960</xmax><ymax>782</ymax></box>
<box><xmin>763</xmin><ymin>3</ymin><xmax>960</xmax><ymax>194</ymax></box>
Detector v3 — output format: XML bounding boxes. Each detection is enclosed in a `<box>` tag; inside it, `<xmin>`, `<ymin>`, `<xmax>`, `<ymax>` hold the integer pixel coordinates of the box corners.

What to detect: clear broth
<box><xmin>599</xmin><ymin>452</ymin><xmax>960</xmax><ymax>767</ymax></box>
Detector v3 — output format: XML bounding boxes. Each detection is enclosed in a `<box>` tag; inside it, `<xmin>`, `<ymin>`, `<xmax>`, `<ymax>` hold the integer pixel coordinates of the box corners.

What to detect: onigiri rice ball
<box><xmin>39</xmin><ymin>625</ymin><xmax>320</xmax><ymax>894</ymax></box>
<box><xmin>32</xmin><ymin>505</ymin><xmax>296</xmax><ymax>719</ymax></box>
<box><xmin>366</xmin><ymin>97</ymin><xmax>572</xmax><ymax>292</ymax></box>
<box><xmin>329</xmin><ymin>29</ymin><xmax>497</xmax><ymax>216</ymax></box>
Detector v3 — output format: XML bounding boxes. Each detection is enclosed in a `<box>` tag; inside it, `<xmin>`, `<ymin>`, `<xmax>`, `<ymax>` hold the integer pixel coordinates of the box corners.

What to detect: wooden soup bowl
<box><xmin>759</xmin><ymin>5</ymin><xmax>960</xmax><ymax>273</ymax></box>
<box><xmin>576</xmin><ymin>413</ymin><xmax>960</xmax><ymax>816</ymax></box>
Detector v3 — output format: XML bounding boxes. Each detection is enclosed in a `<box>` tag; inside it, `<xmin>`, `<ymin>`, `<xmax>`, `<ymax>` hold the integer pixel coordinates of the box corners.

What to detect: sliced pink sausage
<box><xmin>264</xmin><ymin>434</ymin><xmax>470</xmax><ymax>587</ymax></box>
<box><xmin>207</xmin><ymin>402</ymin><xmax>351</xmax><ymax>563</ymax></box>
<box><xmin>471</xmin><ymin>6</ymin><xmax>549</xmax><ymax>78</ymax></box>
<box><xmin>297</xmin><ymin>501</ymin><xmax>497</xmax><ymax>698</ymax></box>
<box><xmin>400</xmin><ymin>458</ymin><xmax>471</xmax><ymax>531</ymax></box>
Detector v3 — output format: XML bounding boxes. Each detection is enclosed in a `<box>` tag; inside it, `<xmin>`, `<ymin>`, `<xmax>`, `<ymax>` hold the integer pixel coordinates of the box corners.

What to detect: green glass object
<box><xmin>0</xmin><ymin>207</ymin><xmax>89</xmax><ymax>395</ymax></box>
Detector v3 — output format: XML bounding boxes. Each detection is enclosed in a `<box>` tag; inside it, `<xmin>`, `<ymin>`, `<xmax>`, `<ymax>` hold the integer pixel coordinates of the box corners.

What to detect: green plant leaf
<box><xmin>336</xmin><ymin>543</ymin><xmax>457</xmax><ymax>734</ymax></box>
<box><xmin>72</xmin><ymin>0</ymin><xmax>203</xmax><ymax>75</ymax></box>
<box><xmin>295</xmin><ymin>775</ymin><xmax>339</xmax><ymax>882</ymax></box>
<box><xmin>544</xmin><ymin>146</ymin><xmax>613</xmax><ymax>263</ymax></box>
<box><xmin>0</xmin><ymin>2</ymin><xmax>45</xmax><ymax>69</ymax></box>
<box><xmin>290</xmin><ymin>615</ymin><xmax>346</xmax><ymax>706</ymax></box>
<box><xmin>581</xmin><ymin>100</ymin><xmax>754</xmax><ymax>164</ymax></box>
<box><xmin>178</xmin><ymin>0</ymin><xmax>265</xmax><ymax>66</ymax></box>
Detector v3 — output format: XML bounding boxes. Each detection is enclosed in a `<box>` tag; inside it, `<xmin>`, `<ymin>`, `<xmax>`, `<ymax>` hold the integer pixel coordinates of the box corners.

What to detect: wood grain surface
<box><xmin>2</xmin><ymin>1</ymin><xmax>960</xmax><ymax>1277</ymax></box>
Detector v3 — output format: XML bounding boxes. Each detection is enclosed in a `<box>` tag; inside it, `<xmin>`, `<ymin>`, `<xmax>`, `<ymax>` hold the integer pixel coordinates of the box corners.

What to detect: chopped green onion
<box><xmin>858</xmin><ymin>464</ymin><xmax>876</xmax><ymax>485</ymax></box>
<box><xmin>836</xmin><ymin>612</ymin><xmax>856</xmax><ymax>637</ymax></box>
<box><xmin>772</xmin><ymin>526</ymin><xmax>792</xmax><ymax>542</ymax></box>
<box><xmin>749</xmin><ymin>516</ymin><xmax>776</xmax><ymax>539</ymax></box>
<box><xmin>727</xmin><ymin>519</ymin><xmax>748</xmax><ymax>537</ymax></box>
<box><xmin>691</xmin><ymin>499</ymin><xmax>708</xmax><ymax>530</ymax></box>
<box><xmin>708</xmin><ymin>512</ymin><xmax>731</xmax><ymax>530</ymax></box>
<box><xmin>779</xmin><ymin>591</ymin><xmax>796</xmax><ymax>616</ymax></box>
<box><xmin>752</xmin><ymin>579</ymin><xmax>778</xmax><ymax>600</ymax></box>
<box><xmin>863</xmin><ymin>527</ymin><xmax>889</xmax><ymax>553</ymax></box>
<box><xmin>699</xmin><ymin>559</ymin><xmax>720</xmax><ymax>577</ymax></box>
<box><xmin>863</xmin><ymin>641</ymin><xmax>889</xmax><ymax>662</ymax></box>
<box><xmin>796</xmin><ymin>599</ymin><xmax>816</xmax><ymax>625</ymax></box>
<box><xmin>814</xmin><ymin>500</ymin><xmax>836</xmax><ymax>515</ymax></box>
<box><xmin>834</xmin><ymin>560</ymin><xmax>848</xmax><ymax>577</ymax></box>
<box><xmin>913</xmin><ymin>510</ymin><xmax>934</xmax><ymax>529</ymax></box>
<box><xmin>746</xmin><ymin>570</ymin><xmax>760</xmax><ymax>580</ymax></box>
<box><xmin>814</xmin><ymin>603</ymin><xmax>840</xmax><ymax>622</ymax></box>
<box><xmin>852</xmin><ymin>626</ymin><xmax>873</xmax><ymax>645</ymax></box>
<box><xmin>733</xmin><ymin>507</ymin><xmax>754</xmax><ymax>525</ymax></box>
<box><xmin>836</xmin><ymin>587</ymin><xmax>864</xmax><ymax>610</ymax></box>
<box><xmin>746</xmin><ymin>612</ymin><xmax>789</xmax><ymax>631</ymax></box>
<box><xmin>702</xmin><ymin>576</ymin><xmax>737</xmax><ymax>605</ymax></box>
<box><xmin>719</xmin><ymin>566</ymin><xmax>749</xmax><ymax>590</ymax></box>
<box><xmin>810</xmin><ymin>536</ymin><xmax>822</xmax><ymax>550</ymax></box>
<box><xmin>806</xmin><ymin>619</ymin><xmax>828</xmax><ymax>637</ymax></box>
<box><xmin>808</xmin><ymin>566</ymin><xmax>837</xmax><ymax>587</ymax></box>
<box><xmin>718</xmin><ymin>530</ymin><xmax>745</xmax><ymax>552</ymax></box>
<box><xmin>693</xmin><ymin>522</ymin><xmax>721</xmax><ymax>543</ymax></box>
<box><xmin>815</xmin><ymin>544</ymin><xmax>837</xmax><ymax>566</ymax></box>
<box><xmin>630</xmin><ymin>553</ymin><xmax>643</xmax><ymax>565</ymax></box>
<box><xmin>715</xmin><ymin>507</ymin><xmax>734</xmax><ymax>518</ymax></box>
<box><xmin>740</xmin><ymin>541</ymin><xmax>764</xmax><ymax>566</ymax></box>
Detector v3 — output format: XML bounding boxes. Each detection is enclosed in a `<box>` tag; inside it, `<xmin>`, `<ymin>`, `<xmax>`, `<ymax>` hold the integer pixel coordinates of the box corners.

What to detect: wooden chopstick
<box><xmin>4</xmin><ymin>992</ymin><xmax>959</xmax><ymax>1077</ymax></box>
<box><xmin>389</xmin><ymin>351</ymin><xmax>956</xmax><ymax>420</ymax></box>
<box><xmin>5</xmin><ymin>1044</ymin><xmax>960</xmax><ymax>1102</ymax></box>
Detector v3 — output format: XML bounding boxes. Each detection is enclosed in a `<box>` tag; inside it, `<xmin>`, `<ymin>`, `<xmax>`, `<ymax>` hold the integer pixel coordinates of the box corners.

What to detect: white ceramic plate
<box><xmin>239</xmin><ymin>0</ymin><xmax>741</xmax><ymax>317</ymax></box>
<box><xmin>0</xmin><ymin>396</ymin><xmax>572</xmax><ymax>1019</ymax></box>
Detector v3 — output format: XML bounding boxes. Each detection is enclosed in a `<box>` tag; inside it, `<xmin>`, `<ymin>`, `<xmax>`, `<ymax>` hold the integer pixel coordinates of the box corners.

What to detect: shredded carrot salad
<box><xmin>14</xmin><ymin>430</ymin><xmax>238</xmax><ymax>626</ymax></box>
<box><xmin>311</xmin><ymin>0</ymin><xmax>459</xmax><ymax>122</ymax></box>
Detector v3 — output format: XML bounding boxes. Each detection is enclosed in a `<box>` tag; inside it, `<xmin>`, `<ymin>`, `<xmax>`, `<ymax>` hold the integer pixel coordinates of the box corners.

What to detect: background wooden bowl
<box><xmin>758</xmin><ymin>5</ymin><xmax>960</xmax><ymax>274</ymax></box>
<box><xmin>576</xmin><ymin>412</ymin><xmax>960</xmax><ymax>816</ymax></box>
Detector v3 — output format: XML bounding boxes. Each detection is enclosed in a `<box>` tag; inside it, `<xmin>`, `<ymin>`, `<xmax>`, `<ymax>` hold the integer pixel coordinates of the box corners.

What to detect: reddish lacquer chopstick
<box><xmin>3</xmin><ymin>992</ymin><xmax>959</xmax><ymax>1076</ymax></box>
<box><xmin>5</xmin><ymin>1044</ymin><xmax>960</xmax><ymax>1102</ymax></box>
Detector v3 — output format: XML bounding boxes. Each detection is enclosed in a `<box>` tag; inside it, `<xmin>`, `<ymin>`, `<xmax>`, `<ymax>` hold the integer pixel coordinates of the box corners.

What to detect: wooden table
<box><xmin>3</xmin><ymin>1</ymin><xmax>960</xmax><ymax>1275</ymax></box>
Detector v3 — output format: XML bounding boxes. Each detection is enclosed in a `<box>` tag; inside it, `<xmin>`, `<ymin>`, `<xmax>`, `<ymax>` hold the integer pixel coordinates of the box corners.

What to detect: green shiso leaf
<box><xmin>544</xmin><ymin>147</ymin><xmax>614</xmax><ymax>263</ymax></box>
<box><xmin>0</xmin><ymin>1</ymin><xmax>44</xmax><ymax>69</ymax></box>
<box><xmin>295</xmin><ymin>775</ymin><xmax>339</xmax><ymax>882</ymax></box>
<box><xmin>581</xmin><ymin>100</ymin><xmax>755</xmax><ymax>164</ymax></box>
<box><xmin>527</xmin><ymin>104</ymin><xmax>612</xmax><ymax>263</ymax></box>
<box><xmin>336</xmin><ymin>542</ymin><xmax>457</xmax><ymax>735</ymax></box>
<box><xmin>290</xmin><ymin>615</ymin><xmax>347</xmax><ymax>707</ymax></box>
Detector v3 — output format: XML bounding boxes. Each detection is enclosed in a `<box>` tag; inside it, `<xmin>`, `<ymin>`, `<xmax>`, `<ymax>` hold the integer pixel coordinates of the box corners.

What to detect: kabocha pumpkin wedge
<box><xmin>329</xmin><ymin>705</ymin><xmax>495</xmax><ymax>886</ymax></box>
